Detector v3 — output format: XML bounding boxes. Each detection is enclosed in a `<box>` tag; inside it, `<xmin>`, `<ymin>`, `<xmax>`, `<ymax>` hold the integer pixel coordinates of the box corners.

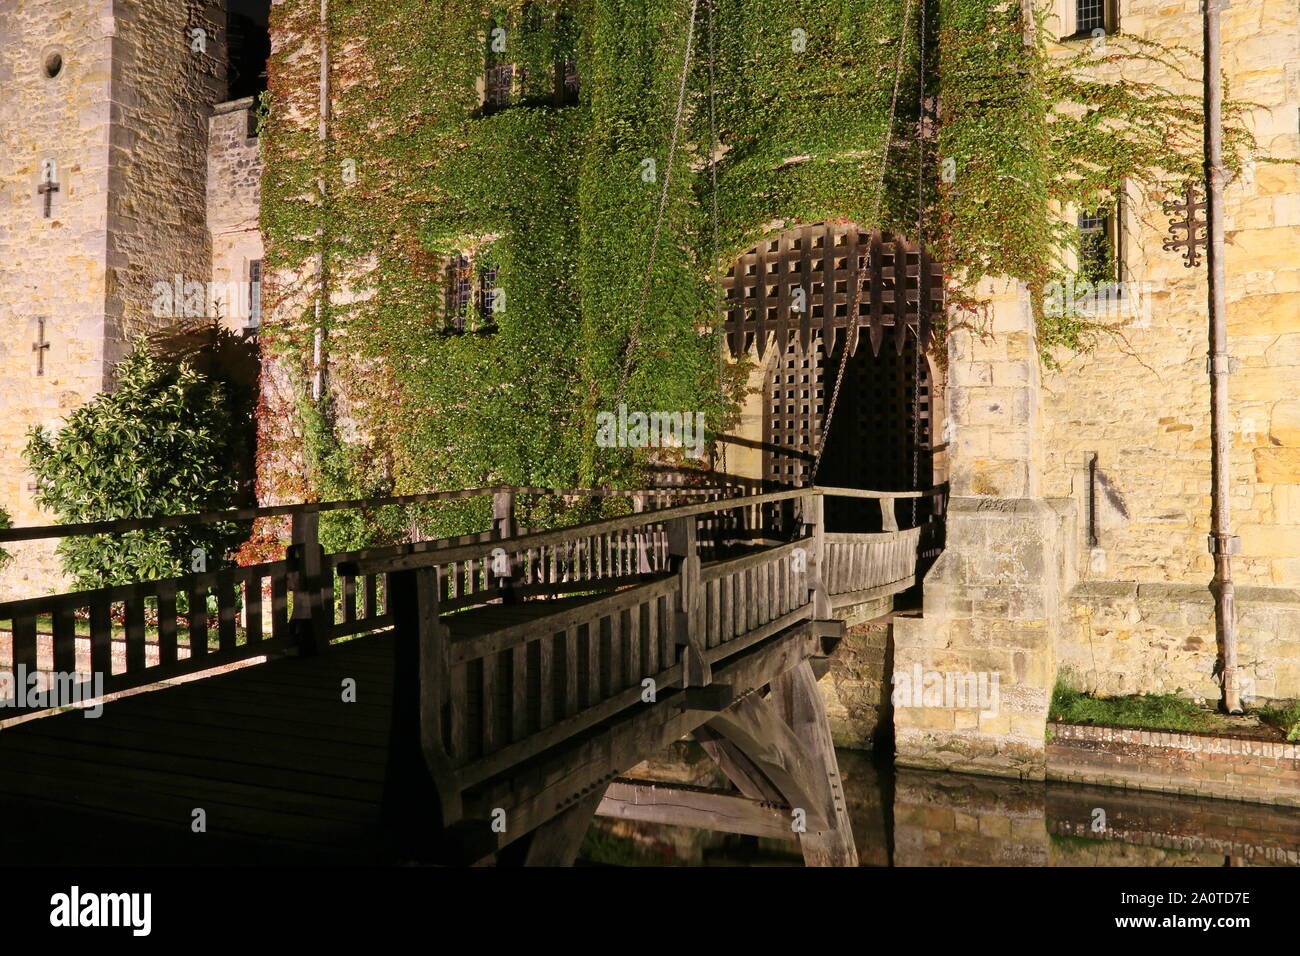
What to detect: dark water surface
<box><xmin>581</xmin><ymin>749</ymin><xmax>1300</xmax><ymax>866</ymax></box>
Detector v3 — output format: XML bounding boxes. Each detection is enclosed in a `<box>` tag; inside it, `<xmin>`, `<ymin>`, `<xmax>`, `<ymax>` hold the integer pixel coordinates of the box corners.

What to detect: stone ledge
<box><xmin>1070</xmin><ymin>580</ymin><xmax>1300</xmax><ymax>607</ymax></box>
<box><xmin>211</xmin><ymin>96</ymin><xmax>257</xmax><ymax>116</ymax></box>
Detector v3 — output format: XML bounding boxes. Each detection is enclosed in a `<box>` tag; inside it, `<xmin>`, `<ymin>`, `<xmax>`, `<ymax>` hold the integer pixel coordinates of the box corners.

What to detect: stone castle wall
<box><xmin>0</xmin><ymin>0</ymin><xmax>119</xmax><ymax>595</ymax></box>
<box><xmin>0</xmin><ymin>0</ymin><xmax>228</xmax><ymax>600</ymax></box>
<box><xmin>207</xmin><ymin>97</ymin><xmax>264</xmax><ymax>334</ymax></box>
<box><xmin>1037</xmin><ymin>0</ymin><xmax>1300</xmax><ymax>701</ymax></box>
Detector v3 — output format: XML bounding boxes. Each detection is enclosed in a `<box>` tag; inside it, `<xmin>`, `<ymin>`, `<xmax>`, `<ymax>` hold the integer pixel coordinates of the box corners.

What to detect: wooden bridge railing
<box><xmin>0</xmin><ymin>483</ymin><xmax>944</xmax><ymax>720</ymax></box>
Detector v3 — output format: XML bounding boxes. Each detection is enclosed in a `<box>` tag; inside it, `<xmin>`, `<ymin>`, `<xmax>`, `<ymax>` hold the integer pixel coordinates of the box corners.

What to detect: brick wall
<box><xmin>1048</xmin><ymin>722</ymin><xmax>1300</xmax><ymax>807</ymax></box>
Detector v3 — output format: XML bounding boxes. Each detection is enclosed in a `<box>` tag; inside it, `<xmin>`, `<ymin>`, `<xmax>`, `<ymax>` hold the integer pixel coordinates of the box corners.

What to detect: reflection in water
<box><xmin>580</xmin><ymin>748</ymin><xmax>1300</xmax><ymax>866</ymax></box>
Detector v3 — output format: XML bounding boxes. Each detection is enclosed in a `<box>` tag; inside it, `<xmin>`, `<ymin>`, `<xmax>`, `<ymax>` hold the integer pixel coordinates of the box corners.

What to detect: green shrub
<box><xmin>24</xmin><ymin>337</ymin><xmax>251</xmax><ymax>589</ymax></box>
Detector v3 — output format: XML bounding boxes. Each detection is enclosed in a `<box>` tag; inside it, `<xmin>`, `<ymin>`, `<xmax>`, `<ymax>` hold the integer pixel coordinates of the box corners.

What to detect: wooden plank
<box><xmin>11</xmin><ymin>613</ymin><xmax>38</xmax><ymax>683</ymax></box>
<box><xmin>124</xmin><ymin>597</ymin><xmax>146</xmax><ymax>673</ymax></box>
<box><xmin>644</xmin><ymin>598</ymin><xmax>659</xmax><ymax>675</ymax></box>
<box><xmin>52</xmin><ymin>607</ymin><xmax>76</xmax><ymax>675</ymax></box>
<box><xmin>342</xmin><ymin>573</ymin><xmax>357</xmax><ymax>623</ymax></box>
<box><xmin>770</xmin><ymin>659</ymin><xmax>858</xmax><ymax>866</ymax></box>
<box><xmin>88</xmin><ymin>602</ymin><xmax>113</xmax><ymax>677</ymax></box>
<box><xmin>521</xmin><ymin>788</ymin><xmax>607</xmax><ymax>867</ymax></box>
<box><xmin>243</xmin><ymin>572</ymin><xmax>261</xmax><ymax>646</ymax></box>
<box><xmin>597</xmin><ymin>780</ymin><xmax>795</xmax><ymax>841</ymax></box>
<box><xmin>511</xmin><ymin>642</ymin><xmax>527</xmax><ymax>743</ymax></box>
<box><xmin>188</xmin><ymin>585</ymin><xmax>209</xmax><ymax>660</ymax></box>
<box><xmin>448</xmin><ymin>662</ymin><xmax>468</xmax><ymax>764</ymax></box>
<box><xmin>603</xmin><ymin>613</ymin><xmax>619</xmax><ymax>697</ymax></box>
<box><xmin>481</xmin><ymin>650</ymin><xmax>498</xmax><ymax>755</ymax></box>
<box><xmin>217</xmin><ymin>572</ymin><xmax>238</xmax><ymax>652</ymax></box>
<box><xmin>623</xmin><ymin>606</ymin><xmax>639</xmax><ymax>690</ymax></box>
<box><xmin>564</xmin><ymin>626</ymin><xmax>579</xmax><ymax>718</ymax></box>
<box><xmin>538</xmin><ymin>631</ymin><xmax>555</xmax><ymax>731</ymax></box>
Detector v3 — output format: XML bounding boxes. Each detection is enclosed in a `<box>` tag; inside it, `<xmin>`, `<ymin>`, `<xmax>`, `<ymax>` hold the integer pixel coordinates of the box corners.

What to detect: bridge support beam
<box><xmin>509</xmin><ymin>788</ymin><xmax>607</xmax><ymax>866</ymax></box>
<box><xmin>699</xmin><ymin>661</ymin><xmax>858</xmax><ymax>867</ymax></box>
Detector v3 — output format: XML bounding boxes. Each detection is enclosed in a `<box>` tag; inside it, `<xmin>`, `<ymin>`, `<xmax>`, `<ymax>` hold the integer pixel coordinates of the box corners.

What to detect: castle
<box><xmin>1</xmin><ymin>0</ymin><xmax>1297</xmax><ymax>785</ymax></box>
<box><xmin>0</xmin><ymin>0</ymin><xmax>267</xmax><ymax>597</ymax></box>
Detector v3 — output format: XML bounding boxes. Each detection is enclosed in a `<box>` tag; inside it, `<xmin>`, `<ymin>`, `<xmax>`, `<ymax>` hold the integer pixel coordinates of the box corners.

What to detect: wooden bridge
<box><xmin>0</xmin><ymin>483</ymin><xmax>943</xmax><ymax>866</ymax></box>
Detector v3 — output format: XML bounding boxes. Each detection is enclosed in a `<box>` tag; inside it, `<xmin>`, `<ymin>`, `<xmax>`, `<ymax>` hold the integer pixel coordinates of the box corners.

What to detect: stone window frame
<box><xmin>1071</xmin><ymin>180</ymin><xmax>1134</xmax><ymax>311</ymax></box>
<box><xmin>1055</xmin><ymin>0</ymin><xmax>1120</xmax><ymax>41</ymax></box>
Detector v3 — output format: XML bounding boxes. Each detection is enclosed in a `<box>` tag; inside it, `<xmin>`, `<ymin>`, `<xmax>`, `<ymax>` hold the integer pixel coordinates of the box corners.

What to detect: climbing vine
<box><xmin>257</xmin><ymin>0</ymin><xmax>1261</xmax><ymax>544</ymax></box>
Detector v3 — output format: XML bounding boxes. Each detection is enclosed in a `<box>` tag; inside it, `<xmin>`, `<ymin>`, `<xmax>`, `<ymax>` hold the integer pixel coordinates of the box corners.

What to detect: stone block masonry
<box><xmin>0</xmin><ymin>0</ymin><xmax>228</xmax><ymax>600</ymax></box>
<box><xmin>894</xmin><ymin>279</ymin><xmax>1073</xmax><ymax>780</ymax></box>
<box><xmin>207</xmin><ymin>96</ymin><xmax>264</xmax><ymax>334</ymax></box>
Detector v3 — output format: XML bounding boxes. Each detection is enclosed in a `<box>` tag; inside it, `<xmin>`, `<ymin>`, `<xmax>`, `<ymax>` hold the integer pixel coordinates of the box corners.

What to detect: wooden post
<box><xmin>802</xmin><ymin>493</ymin><xmax>832</xmax><ymax>619</ymax></box>
<box><xmin>384</xmin><ymin>566</ymin><xmax>463</xmax><ymax>843</ymax></box>
<box><xmin>878</xmin><ymin>495</ymin><xmax>898</xmax><ymax>532</ymax></box>
<box><xmin>492</xmin><ymin>491</ymin><xmax>518</xmax><ymax>601</ymax></box>
<box><xmin>667</xmin><ymin>514</ymin><xmax>710</xmax><ymax>687</ymax></box>
<box><xmin>632</xmin><ymin>493</ymin><xmax>653</xmax><ymax>574</ymax></box>
<box><xmin>288</xmin><ymin>509</ymin><xmax>330</xmax><ymax>654</ymax></box>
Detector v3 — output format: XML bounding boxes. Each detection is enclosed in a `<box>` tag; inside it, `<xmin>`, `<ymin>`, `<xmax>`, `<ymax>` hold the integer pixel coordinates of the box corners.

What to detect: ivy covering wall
<box><xmin>257</xmin><ymin>0</ymin><xmax>1254</xmax><ymax>543</ymax></box>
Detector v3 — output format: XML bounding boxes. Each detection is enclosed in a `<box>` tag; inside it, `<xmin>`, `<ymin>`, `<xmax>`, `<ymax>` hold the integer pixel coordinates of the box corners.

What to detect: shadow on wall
<box><xmin>148</xmin><ymin>319</ymin><xmax>260</xmax><ymax>506</ymax></box>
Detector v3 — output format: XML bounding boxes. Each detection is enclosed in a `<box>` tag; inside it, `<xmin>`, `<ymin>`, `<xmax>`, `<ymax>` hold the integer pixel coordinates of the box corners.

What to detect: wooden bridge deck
<box><xmin>0</xmin><ymin>485</ymin><xmax>944</xmax><ymax>865</ymax></box>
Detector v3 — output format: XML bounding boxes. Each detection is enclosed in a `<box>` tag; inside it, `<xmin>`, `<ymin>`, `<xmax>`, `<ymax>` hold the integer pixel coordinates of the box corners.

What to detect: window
<box><xmin>1076</xmin><ymin>0</ymin><xmax>1106</xmax><ymax>33</ymax></box>
<box><xmin>478</xmin><ymin>265</ymin><xmax>501</xmax><ymax>328</ymax></box>
<box><xmin>484</xmin><ymin>63</ymin><xmax>515</xmax><ymax>109</ymax></box>
<box><xmin>246</xmin><ymin>260</ymin><xmax>262</xmax><ymax>330</ymax></box>
<box><xmin>480</xmin><ymin>15</ymin><xmax>579</xmax><ymax>112</ymax></box>
<box><xmin>1077</xmin><ymin>210</ymin><xmax>1116</xmax><ymax>284</ymax></box>
<box><xmin>1069</xmin><ymin>0</ymin><xmax>1119</xmax><ymax>37</ymax></box>
<box><xmin>444</xmin><ymin>254</ymin><xmax>474</xmax><ymax>330</ymax></box>
<box><xmin>444</xmin><ymin>251</ymin><xmax>503</xmax><ymax>332</ymax></box>
<box><xmin>558</xmin><ymin>57</ymin><xmax>580</xmax><ymax>106</ymax></box>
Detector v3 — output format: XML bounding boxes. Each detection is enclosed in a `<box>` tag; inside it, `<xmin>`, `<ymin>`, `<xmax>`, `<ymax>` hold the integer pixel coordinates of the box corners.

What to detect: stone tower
<box><xmin>0</xmin><ymin>0</ymin><xmax>233</xmax><ymax>598</ymax></box>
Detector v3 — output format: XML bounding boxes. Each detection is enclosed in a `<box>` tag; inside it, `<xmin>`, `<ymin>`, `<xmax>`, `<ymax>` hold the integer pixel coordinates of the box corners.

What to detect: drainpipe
<box><xmin>1203</xmin><ymin>0</ymin><xmax>1240</xmax><ymax>713</ymax></box>
<box><xmin>313</xmin><ymin>0</ymin><xmax>330</xmax><ymax>402</ymax></box>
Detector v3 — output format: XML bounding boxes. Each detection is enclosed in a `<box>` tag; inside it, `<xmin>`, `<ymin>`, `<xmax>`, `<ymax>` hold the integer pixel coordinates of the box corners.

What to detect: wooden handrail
<box><xmin>336</xmin><ymin>489</ymin><xmax>812</xmax><ymax>577</ymax></box>
<box><xmin>0</xmin><ymin>482</ymin><xmax>746</xmax><ymax>544</ymax></box>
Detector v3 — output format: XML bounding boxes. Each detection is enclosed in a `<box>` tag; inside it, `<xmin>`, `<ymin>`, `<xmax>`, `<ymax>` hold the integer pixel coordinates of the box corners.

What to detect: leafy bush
<box><xmin>24</xmin><ymin>337</ymin><xmax>252</xmax><ymax>589</ymax></box>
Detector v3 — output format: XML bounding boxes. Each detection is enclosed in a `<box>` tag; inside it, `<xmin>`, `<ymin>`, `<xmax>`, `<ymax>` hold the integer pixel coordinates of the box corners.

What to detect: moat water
<box><xmin>580</xmin><ymin>749</ymin><xmax>1300</xmax><ymax>867</ymax></box>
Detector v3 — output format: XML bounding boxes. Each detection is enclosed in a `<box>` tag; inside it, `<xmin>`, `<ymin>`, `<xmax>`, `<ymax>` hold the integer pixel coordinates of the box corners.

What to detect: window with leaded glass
<box><xmin>444</xmin><ymin>254</ymin><xmax>473</xmax><ymax>330</ymax></box>
<box><xmin>1078</xmin><ymin>210</ymin><xmax>1116</xmax><ymax>284</ymax></box>
<box><xmin>1076</xmin><ymin>0</ymin><xmax>1107</xmax><ymax>34</ymax></box>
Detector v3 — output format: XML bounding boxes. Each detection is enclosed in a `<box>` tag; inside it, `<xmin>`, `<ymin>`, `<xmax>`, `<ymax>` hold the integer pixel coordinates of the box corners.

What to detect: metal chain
<box><xmin>810</xmin><ymin>0</ymin><xmax>917</xmax><ymax>482</ymax></box>
<box><xmin>911</xmin><ymin>0</ymin><xmax>927</xmax><ymax>526</ymax></box>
